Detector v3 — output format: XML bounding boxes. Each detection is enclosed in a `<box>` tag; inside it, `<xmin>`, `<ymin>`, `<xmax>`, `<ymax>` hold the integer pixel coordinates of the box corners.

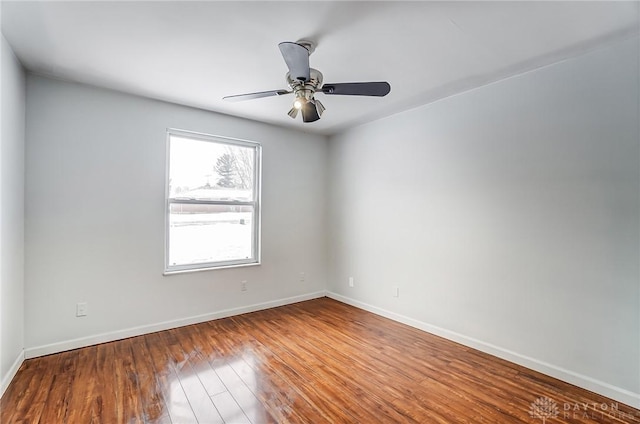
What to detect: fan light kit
<box><xmin>223</xmin><ymin>40</ymin><xmax>391</xmax><ymax>123</ymax></box>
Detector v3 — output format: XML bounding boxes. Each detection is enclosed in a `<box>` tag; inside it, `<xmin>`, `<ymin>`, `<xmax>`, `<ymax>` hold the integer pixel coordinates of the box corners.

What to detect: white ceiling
<box><xmin>2</xmin><ymin>1</ymin><xmax>638</xmax><ymax>135</ymax></box>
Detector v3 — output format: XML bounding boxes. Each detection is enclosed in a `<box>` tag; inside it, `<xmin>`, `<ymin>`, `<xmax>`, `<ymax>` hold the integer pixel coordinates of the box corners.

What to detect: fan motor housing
<box><xmin>287</xmin><ymin>68</ymin><xmax>323</xmax><ymax>98</ymax></box>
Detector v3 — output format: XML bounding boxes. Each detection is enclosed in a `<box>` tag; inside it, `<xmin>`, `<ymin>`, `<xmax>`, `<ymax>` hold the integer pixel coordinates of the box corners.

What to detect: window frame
<box><xmin>164</xmin><ymin>128</ymin><xmax>262</xmax><ymax>274</ymax></box>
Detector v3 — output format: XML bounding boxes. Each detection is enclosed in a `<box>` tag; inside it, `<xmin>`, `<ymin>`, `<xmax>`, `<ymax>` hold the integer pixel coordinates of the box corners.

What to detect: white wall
<box><xmin>24</xmin><ymin>76</ymin><xmax>328</xmax><ymax>354</ymax></box>
<box><xmin>328</xmin><ymin>37</ymin><xmax>639</xmax><ymax>407</ymax></box>
<box><xmin>0</xmin><ymin>34</ymin><xmax>26</xmax><ymax>395</ymax></box>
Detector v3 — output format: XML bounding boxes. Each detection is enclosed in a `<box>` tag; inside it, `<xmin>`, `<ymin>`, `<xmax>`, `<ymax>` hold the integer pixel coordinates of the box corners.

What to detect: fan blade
<box><xmin>320</xmin><ymin>82</ymin><xmax>390</xmax><ymax>96</ymax></box>
<box><xmin>301</xmin><ymin>101</ymin><xmax>320</xmax><ymax>123</ymax></box>
<box><xmin>279</xmin><ymin>42</ymin><xmax>310</xmax><ymax>82</ymax></box>
<box><xmin>223</xmin><ymin>89</ymin><xmax>291</xmax><ymax>102</ymax></box>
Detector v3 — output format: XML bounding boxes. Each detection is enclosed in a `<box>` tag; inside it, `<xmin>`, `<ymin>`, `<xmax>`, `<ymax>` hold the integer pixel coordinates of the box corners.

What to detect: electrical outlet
<box><xmin>348</xmin><ymin>277</ymin><xmax>354</xmax><ymax>288</ymax></box>
<box><xmin>76</xmin><ymin>302</ymin><xmax>88</xmax><ymax>317</ymax></box>
<box><xmin>241</xmin><ymin>280</ymin><xmax>248</xmax><ymax>292</ymax></box>
<box><xmin>299</xmin><ymin>272</ymin><xmax>306</xmax><ymax>282</ymax></box>
<box><xmin>393</xmin><ymin>287</ymin><xmax>399</xmax><ymax>298</ymax></box>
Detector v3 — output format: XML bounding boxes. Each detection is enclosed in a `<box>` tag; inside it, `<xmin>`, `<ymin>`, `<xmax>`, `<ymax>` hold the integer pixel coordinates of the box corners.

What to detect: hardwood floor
<box><xmin>1</xmin><ymin>297</ymin><xmax>639</xmax><ymax>423</ymax></box>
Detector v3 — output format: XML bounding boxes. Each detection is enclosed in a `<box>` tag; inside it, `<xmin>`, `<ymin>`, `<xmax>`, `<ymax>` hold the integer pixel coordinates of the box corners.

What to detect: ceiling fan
<box><xmin>223</xmin><ymin>40</ymin><xmax>391</xmax><ymax>123</ymax></box>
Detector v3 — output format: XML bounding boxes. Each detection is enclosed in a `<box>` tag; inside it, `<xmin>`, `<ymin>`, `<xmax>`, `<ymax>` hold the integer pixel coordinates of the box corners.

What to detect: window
<box><xmin>165</xmin><ymin>129</ymin><xmax>261</xmax><ymax>273</ymax></box>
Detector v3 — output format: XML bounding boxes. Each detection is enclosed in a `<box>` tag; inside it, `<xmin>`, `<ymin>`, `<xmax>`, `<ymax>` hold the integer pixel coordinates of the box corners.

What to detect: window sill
<box><xmin>163</xmin><ymin>261</ymin><xmax>261</xmax><ymax>276</ymax></box>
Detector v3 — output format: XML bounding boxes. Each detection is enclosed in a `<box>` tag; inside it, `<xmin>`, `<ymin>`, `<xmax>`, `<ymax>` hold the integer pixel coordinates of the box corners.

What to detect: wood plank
<box><xmin>37</xmin><ymin>350</ymin><xmax>79</xmax><ymax>423</ymax></box>
<box><xmin>144</xmin><ymin>331</ymin><xmax>199</xmax><ymax>424</ymax></box>
<box><xmin>158</xmin><ymin>329</ymin><xmax>224</xmax><ymax>424</ymax></box>
<box><xmin>2</xmin><ymin>355</ymin><xmax>57</xmax><ymax>423</ymax></box>
<box><xmin>226</xmin><ymin>357</ymin><xmax>278</xmax><ymax>424</ymax></box>
<box><xmin>129</xmin><ymin>335</ymin><xmax>171</xmax><ymax>423</ymax></box>
<box><xmin>176</xmin><ymin>326</ymin><xmax>227</xmax><ymax>397</ymax></box>
<box><xmin>63</xmin><ymin>345</ymin><xmax>100</xmax><ymax>423</ymax></box>
<box><xmin>2</xmin><ymin>298</ymin><xmax>639</xmax><ymax>424</ymax></box>
<box><xmin>211</xmin><ymin>391</ymin><xmax>251</xmax><ymax>424</ymax></box>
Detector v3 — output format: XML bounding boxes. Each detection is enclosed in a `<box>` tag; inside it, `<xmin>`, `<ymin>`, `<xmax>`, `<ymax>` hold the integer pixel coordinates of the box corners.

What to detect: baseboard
<box><xmin>25</xmin><ymin>291</ymin><xmax>326</xmax><ymax>359</ymax></box>
<box><xmin>1</xmin><ymin>349</ymin><xmax>25</xmax><ymax>399</ymax></box>
<box><xmin>326</xmin><ymin>291</ymin><xmax>640</xmax><ymax>409</ymax></box>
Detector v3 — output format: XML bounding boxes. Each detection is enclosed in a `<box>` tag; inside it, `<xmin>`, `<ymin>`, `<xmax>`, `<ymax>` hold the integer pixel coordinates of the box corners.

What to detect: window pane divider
<box><xmin>169</xmin><ymin>199</ymin><xmax>255</xmax><ymax>206</ymax></box>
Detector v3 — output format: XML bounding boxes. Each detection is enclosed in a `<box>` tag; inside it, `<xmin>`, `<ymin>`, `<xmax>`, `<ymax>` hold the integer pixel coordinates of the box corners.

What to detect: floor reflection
<box><xmin>168</xmin><ymin>373</ymin><xmax>200</xmax><ymax>423</ymax></box>
<box><xmin>165</xmin><ymin>346</ymin><xmax>276</xmax><ymax>423</ymax></box>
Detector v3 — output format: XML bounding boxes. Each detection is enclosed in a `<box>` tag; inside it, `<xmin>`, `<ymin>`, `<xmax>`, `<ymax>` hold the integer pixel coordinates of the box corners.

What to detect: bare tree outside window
<box><xmin>215</xmin><ymin>153</ymin><xmax>238</xmax><ymax>188</ymax></box>
<box><xmin>226</xmin><ymin>146</ymin><xmax>254</xmax><ymax>190</ymax></box>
